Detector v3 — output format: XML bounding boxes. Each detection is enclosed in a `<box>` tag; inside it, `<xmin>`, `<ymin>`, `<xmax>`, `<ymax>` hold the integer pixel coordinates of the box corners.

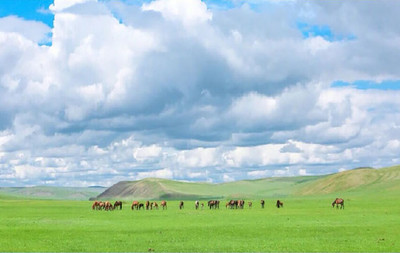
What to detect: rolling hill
<box><xmin>96</xmin><ymin>165</ymin><xmax>400</xmax><ymax>200</ymax></box>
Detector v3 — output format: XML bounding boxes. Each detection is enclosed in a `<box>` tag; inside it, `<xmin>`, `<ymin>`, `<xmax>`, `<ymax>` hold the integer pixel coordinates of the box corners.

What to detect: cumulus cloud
<box><xmin>1</xmin><ymin>0</ymin><xmax>400</xmax><ymax>186</ymax></box>
<box><xmin>0</xmin><ymin>16</ymin><xmax>51</xmax><ymax>44</ymax></box>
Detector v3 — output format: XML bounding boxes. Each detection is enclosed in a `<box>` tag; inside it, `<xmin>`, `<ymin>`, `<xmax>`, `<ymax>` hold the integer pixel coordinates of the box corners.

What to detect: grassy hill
<box><xmin>0</xmin><ymin>186</ymin><xmax>105</xmax><ymax>200</ymax></box>
<box><xmin>296</xmin><ymin>165</ymin><xmax>400</xmax><ymax>196</ymax></box>
<box><xmin>97</xmin><ymin>165</ymin><xmax>400</xmax><ymax>200</ymax></box>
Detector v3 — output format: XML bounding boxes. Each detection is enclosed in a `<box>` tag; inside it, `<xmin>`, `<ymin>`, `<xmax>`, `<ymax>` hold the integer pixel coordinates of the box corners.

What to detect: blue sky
<box><xmin>0</xmin><ymin>0</ymin><xmax>54</xmax><ymax>27</ymax></box>
<box><xmin>1</xmin><ymin>0</ymin><xmax>400</xmax><ymax>187</ymax></box>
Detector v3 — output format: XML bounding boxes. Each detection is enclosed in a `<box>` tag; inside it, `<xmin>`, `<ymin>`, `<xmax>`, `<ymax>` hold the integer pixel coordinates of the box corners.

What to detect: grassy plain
<box><xmin>1</xmin><ymin>192</ymin><xmax>399</xmax><ymax>252</ymax></box>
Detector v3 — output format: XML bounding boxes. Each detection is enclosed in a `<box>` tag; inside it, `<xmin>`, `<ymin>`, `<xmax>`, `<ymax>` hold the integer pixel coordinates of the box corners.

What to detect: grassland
<box><xmin>1</xmin><ymin>165</ymin><xmax>399</xmax><ymax>252</ymax></box>
<box><xmin>1</xmin><ymin>192</ymin><xmax>399</xmax><ymax>252</ymax></box>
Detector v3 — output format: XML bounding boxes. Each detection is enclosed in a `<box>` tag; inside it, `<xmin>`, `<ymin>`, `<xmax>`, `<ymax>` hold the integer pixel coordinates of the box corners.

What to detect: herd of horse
<box><xmin>91</xmin><ymin>198</ymin><xmax>344</xmax><ymax>211</ymax></box>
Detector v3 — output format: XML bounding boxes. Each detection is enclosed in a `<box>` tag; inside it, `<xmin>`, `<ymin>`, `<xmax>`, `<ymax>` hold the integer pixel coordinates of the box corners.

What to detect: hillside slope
<box><xmin>97</xmin><ymin>165</ymin><xmax>400</xmax><ymax>200</ymax></box>
<box><xmin>296</xmin><ymin>165</ymin><xmax>400</xmax><ymax>196</ymax></box>
<box><xmin>96</xmin><ymin>175</ymin><xmax>324</xmax><ymax>200</ymax></box>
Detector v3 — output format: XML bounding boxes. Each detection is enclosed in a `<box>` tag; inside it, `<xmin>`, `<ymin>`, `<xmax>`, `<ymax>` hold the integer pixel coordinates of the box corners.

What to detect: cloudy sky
<box><xmin>0</xmin><ymin>0</ymin><xmax>400</xmax><ymax>187</ymax></box>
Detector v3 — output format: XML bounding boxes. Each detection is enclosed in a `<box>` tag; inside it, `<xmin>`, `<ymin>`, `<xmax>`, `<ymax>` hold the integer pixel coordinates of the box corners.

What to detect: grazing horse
<box><xmin>238</xmin><ymin>200</ymin><xmax>245</xmax><ymax>209</ymax></box>
<box><xmin>145</xmin><ymin>201</ymin><xmax>150</xmax><ymax>210</ymax></box>
<box><xmin>332</xmin><ymin>198</ymin><xmax>344</xmax><ymax>209</ymax></box>
<box><xmin>131</xmin><ymin>201</ymin><xmax>139</xmax><ymax>210</ymax></box>
<box><xmin>152</xmin><ymin>202</ymin><xmax>158</xmax><ymax>210</ymax></box>
<box><xmin>138</xmin><ymin>203</ymin><xmax>144</xmax><ymax>210</ymax></box>
<box><xmin>104</xmin><ymin>201</ymin><xmax>113</xmax><ymax>211</ymax></box>
<box><xmin>179</xmin><ymin>201</ymin><xmax>184</xmax><ymax>209</ymax></box>
<box><xmin>276</xmin><ymin>200</ymin><xmax>283</xmax><ymax>208</ymax></box>
<box><xmin>248</xmin><ymin>201</ymin><xmax>252</xmax><ymax>208</ymax></box>
<box><xmin>229</xmin><ymin>200</ymin><xmax>238</xmax><ymax>209</ymax></box>
<box><xmin>261</xmin><ymin>199</ymin><xmax>265</xmax><ymax>209</ymax></box>
<box><xmin>195</xmin><ymin>200</ymin><xmax>199</xmax><ymax>210</ymax></box>
<box><xmin>225</xmin><ymin>202</ymin><xmax>230</xmax><ymax>209</ymax></box>
<box><xmin>201</xmin><ymin>203</ymin><xmax>204</xmax><ymax>209</ymax></box>
<box><xmin>161</xmin><ymin>200</ymin><xmax>167</xmax><ymax>210</ymax></box>
<box><xmin>99</xmin><ymin>201</ymin><xmax>105</xmax><ymax>210</ymax></box>
<box><xmin>92</xmin><ymin>201</ymin><xmax>99</xmax><ymax>210</ymax></box>
<box><xmin>208</xmin><ymin>200</ymin><xmax>215</xmax><ymax>209</ymax></box>
<box><xmin>114</xmin><ymin>201</ymin><xmax>123</xmax><ymax>210</ymax></box>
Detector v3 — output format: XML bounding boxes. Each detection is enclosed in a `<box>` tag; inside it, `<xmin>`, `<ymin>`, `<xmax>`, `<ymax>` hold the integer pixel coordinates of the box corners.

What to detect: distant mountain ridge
<box><xmin>0</xmin><ymin>186</ymin><xmax>104</xmax><ymax>200</ymax></box>
<box><xmin>96</xmin><ymin>165</ymin><xmax>400</xmax><ymax>200</ymax></box>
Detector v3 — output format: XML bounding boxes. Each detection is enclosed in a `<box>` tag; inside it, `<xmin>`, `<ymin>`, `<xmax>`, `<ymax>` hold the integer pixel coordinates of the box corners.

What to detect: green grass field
<box><xmin>1</xmin><ymin>192</ymin><xmax>399</xmax><ymax>252</ymax></box>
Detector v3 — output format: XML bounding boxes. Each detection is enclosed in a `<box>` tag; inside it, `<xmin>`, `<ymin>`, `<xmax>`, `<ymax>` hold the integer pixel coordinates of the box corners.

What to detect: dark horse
<box><xmin>114</xmin><ymin>201</ymin><xmax>123</xmax><ymax>210</ymax></box>
<box><xmin>332</xmin><ymin>198</ymin><xmax>344</xmax><ymax>209</ymax></box>
<box><xmin>276</xmin><ymin>200</ymin><xmax>283</xmax><ymax>208</ymax></box>
<box><xmin>208</xmin><ymin>200</ymin><xmax>220</xmax><ymax>209</ymax></box>
<box><xmin>179</xmin><ymin>201</ymin><xmax>184</xmax><ymax>209</ymax></box>
<box><xmin>260</xmin><ymin>199</ymin><xmax>265</xmax><ymax>209</ymax></box>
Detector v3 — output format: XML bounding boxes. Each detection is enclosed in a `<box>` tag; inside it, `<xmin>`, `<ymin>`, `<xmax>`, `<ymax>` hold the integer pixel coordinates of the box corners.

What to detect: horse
<box><xmin>215</xmin><ymin>200</ymin><xmax>220</xmax><ymax>209</ymax></box>
<box><xmin>145</xmin><ymin>201</ymin><xmax>150</xmax><ymax>210</ymax></box>
<box><xmin>208</xmin><ymin>200</ymin><xmax>215</xmax><ymax>209</ymax></box>
<box><xmin>104</xmin><ymin>201</ymin><xmax>113</xmax><ymax>211</ymax></box>
<box><xmin>225</xmin><ymin>202</ymin><xmax>230</xmax><ymax>209</ymax></box>
<box><xmin>195</xmin><ymin>200</ymin><xmax>199</xmax><ymax>210</ymax></box>
<box><xmin>228</xmin><ymin>200</ymin><xmax>238</xmax><ymax>209</ymax></box>
<box><xmin>261</xmin><ymin>199</ymin><xmax>265</xmax><ymax>209</ymax></box>
<box><xmin>138</xmin><ymin>203</ymin><xmax>144</xmax><ymax>210</ymax></box>
<box><xmin>152</xmin><ymin>202</ymin><xmax>159</xmax><ymax>210</ymax></box>
<box><xmin>161</xmin><ymin>200</ymin><xmax>167</xmax><ymax>210</ymax></box>
<box><xmin>248</xmin><ymin>201</ymin><xmax>252</xmax><ymax>208</ymax></box>
<box><xmin>99</xmin><ymin>201</ymin><xmax>105</xmax><ymax>210</ymax></box>
<box><xmin>92</xmin><ymin>201</ymin><xmax>99</xmax><ymax>210</ymax></box>
<box><xmin>276</xmin><ymin>200</ymin><xmax>283</xmax><ymax>208</ymax></box>
<box><xmin>238</xmin><ymin>200</ymin><xmax>245</xmax><ymax>209</ymax></box>
<box><xmin>131</xmin><ymin>201</ymin><xmax>139</xmax><ymax>210</ymax></box>
<box><xmin>114</xmin><ymin>201</ymin><xmax>122</xmax><ymax>210</ymax></box>
<box><xmin>332</xmin><ymin>198</ymin><xmax>344</xmax><ymax>209</ymax></box>
<box><xmin>201</xmin><ymin>203</ymin><xmax>204</xmax><ymax>209</ymax></box>
<box><xmin>179</xmin><ymin>201</ymin><xmax>184</xmax><ymax>209</ymax></box>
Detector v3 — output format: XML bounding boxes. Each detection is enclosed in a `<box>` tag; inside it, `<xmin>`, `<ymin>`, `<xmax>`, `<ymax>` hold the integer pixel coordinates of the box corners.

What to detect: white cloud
<box><xmin>1</xmin><ymin>0</ymin><xmax>400</xmax><ymax>186</ymax></box>
<box><xmin>0</xmin><ymin>16</ymin><xmax>51</xmax><ymax>44</ymax></box>
<box><xmin>137</xmin><ymin>168</ymin><xmax>173</xmax><ymax>179</ymax></box>
<box><xmin>50</xmin><ymin>0</ymin><xmax>97</xmax><ymax>12</ymax></box>
<box><xmin>142</xmin><ymin>0</ymin><xmax>212</xmax><ymax>26</ymax></box>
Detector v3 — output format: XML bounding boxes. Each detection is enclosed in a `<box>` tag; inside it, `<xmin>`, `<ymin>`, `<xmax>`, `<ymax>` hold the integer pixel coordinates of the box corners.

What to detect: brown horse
<box><xmin>261</xmin><ymin>199</ymin><xmax>265</xmax><ymax>209</ymax></box>
<box><xmin>138</xmin><ymin>203</ymin><xmax>144</xmax><ymax>210</ymax></box>
<box><xmin>238</xmin><ymin>200</ymin><xmax>245</xmax><ymax>209</ymax></box>
<box><xmin>99</xmin><ymin>201</ymin><xmax>105</xmax><ymax>210</ymax></box>
<box><xmin>201</xmin><ymin>203</ymin><xmax>204</xmax><ymax>209</ymax></box>
<box><xmin>332</xmin><ymin>198</ymin><xmax>344</xmax><ymax>209</ymax></box>
<box><xmin>145</xmin><ymin>201</ymin><xmax>150</xmax><ymax>210</ymax></box>
<box><xmin>179</xmin><ymin>201</ymin><xmax>184</xmax><ymax>209</ymax></box>
<box><xmin>104</xmin><ymin>201</ymin><xmax>113</xmax><ymax>211</ymax></box>
<box><xmin>152</xmin><ymin>202</ymin><xmax>158</xmax><ymax>210</ymax></box>
<box><xmin>248</xmin><ymin>201</ymin><xmax>252</xmax><ymax>208</ymax></box>
<box><xmin>92</xmin><ymin>201</ymin><xmax>99</xmax><ymax>210</ymax></box>
<box><xmin>114</xmin><ymin>201</ymin><xmax>122</xmax><ymax>210</ymax></box>
<box><xmin>276</xmin><ymin>200</ymin><xmax>283</xmax><ymax>208</ymax></box>
<box><xmin>208</xmin><ymin>200</ymin><xmax>215</xmax><ymax>209</ymax></box>
<box><xmin>228</xmin><ymin>200</ymin><xmax>238</xmax><ymax>209</ymax></box>
<box><xmin>131</xmin><ymin>201</ymin><xmax>139</xmax><ymax>210</ymax></box>
<box><xmin>161</xmin><ymin>200</ymin><xmax>167</xmax><ymax>210</ymax></box>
